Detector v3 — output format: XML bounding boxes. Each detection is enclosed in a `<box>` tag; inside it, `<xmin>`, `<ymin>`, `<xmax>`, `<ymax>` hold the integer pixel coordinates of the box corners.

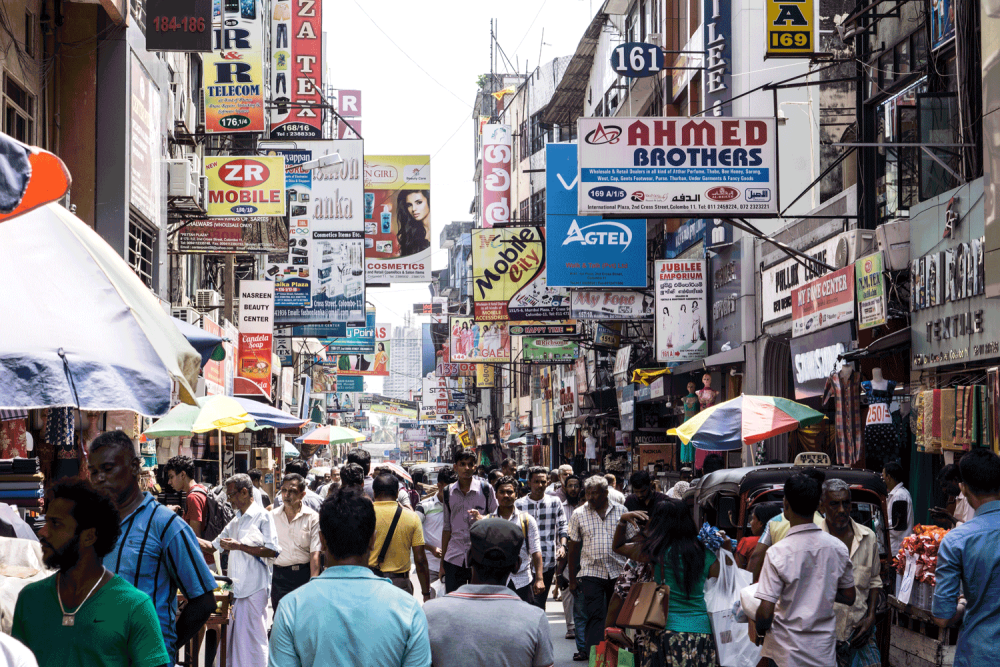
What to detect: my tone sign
<box><xmin>791</xmin><ymin>266</ymin><xmax>855</xmax><ymax>337</ymax></box>
<box><xmin>205</xmin><ymin>156</ymin><xmax>286</xmax><ymax>217</ymax></box>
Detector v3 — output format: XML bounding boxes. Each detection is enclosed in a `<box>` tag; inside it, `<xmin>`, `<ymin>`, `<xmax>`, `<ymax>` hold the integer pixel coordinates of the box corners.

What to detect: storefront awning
<box><xmin>670</xmin><ymin>344</ymin><xmax>747</xmax><ymax>375</ymax></box>
<box><xmin>839</xmin><ymin>327</ymin><xmax>910</xmax><ymax>361</ymax></box>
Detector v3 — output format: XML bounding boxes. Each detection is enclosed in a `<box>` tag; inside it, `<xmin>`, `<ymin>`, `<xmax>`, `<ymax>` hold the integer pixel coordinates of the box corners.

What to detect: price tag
<box><xmin>866</xmin><ymin>403</ymin><xmax>892</xmax><ymax>426</ymax></box>
<box><xmin>897</xmin><ymin>554</ymin><xmax>917</xmax><ymax>605</ymax></box>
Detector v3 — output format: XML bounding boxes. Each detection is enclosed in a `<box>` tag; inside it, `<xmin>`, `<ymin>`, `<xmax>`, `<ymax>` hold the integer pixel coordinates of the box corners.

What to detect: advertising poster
<box><xmin>507</xmin><ymin>321</ymin><xmax>578</xmax><ymax>336</ymax></box>
<box><xmin>334</xmin><ymin>322</ymin><xmax>389</xmax><ymax>376</ymax></box>
<box><xmin>363</xmin><ymin>395</ymin><xmax>419</xmax><ymax>419</ymax></box>
<box><xmin>856</xmin><ymin>252</ymin><xmax>887</xmax><ymax>330</ymax></box>
<box><xmin>654</xmin><ymin>259</ymin><xmax>708</xmax><ymax>362</ymax></box>
<box><xmin>177</xmin><ymin>217</ymin><xmax>288</xmax><ymax>253</ymax></box>
<box><xmin>522</xmin><ymin>338</ymin><xmax>580</xmax><ymax>363</ymax></box>
<box><xmin>577</xmin><ymin>117</ymin><xmax>778</xmax><ymax>216</ymax></box>
<box><xmin>766</xmin><ymin>0</ymin><xmax>814</xmax><ymax>57</ymax></box>
<box><xmin>476</xmin><ymin>363</ymin><xmax>495</xmax><ymax>388</ymax></box>
<box><xmin>205</xmin><ymin>156</ymin><xmax>286</xmax><ymax>217</ymax></box>
<box><xmin>471</xmin><ymin>226</ymin><xmax>570</xmax><ymax>321</ymax></box>
<box><xmin>310</xmin><ymin>363</ymin><xmax>338</xmax><ymax>393</ymax></box>
<box><xmin>571</xmin><ymin>290</ymin><xmax>654</xmax><ymax>320</ymax></box>
<box><xmin>931</xmin><ymin>0</ymin><xmax>955</xmax><ymax>49</ymax></box>
<box><xmin>790</xmin><ymin>323</ymin><xmax>850</xmax><ymax>400</ymax></box>
<box><xmin>422</xmin><ymin>375</ymin><xmax>449</xmax><ymax>417</ymax></box>
<box><xmin>321</xmin><ymin>309</ymin><xmax>376</xmax><ymax>354</ymax></box>
<box><xmin>205</xmin><ymin>1</ymin><xmax>264</xmax><ymax>133</ymax></box>
<box><xmin>545</xmin><ymin>144</ymin><xmax>647</xmax><ymax>287</ymax></box>
<box><xmin>791</xmin><ymin>266</ymin><xmax>855</xmax><ymax>337</ymax></box>
<box><xmin>761</xmin><ymin>235</ymin><xmax>841</xmax><ymax>324</ymax></box>
<box><xmin>481</xmin><ymin>124</ymin><xmax>512</xmax><ymax>228</ymax></box>
<box><xmin>449</xmin><ymin>316</ymin><xmax>510</xmax><ymax>362</ymax></box>
<box><xmin>336</xmin><ymin>375</ymin><xmax>364</xmax><ymax>392</ymax></box>
<box><xmin>265</xmin><ymin>140</ymin><xmax>365</xmax><ymax>325</ymax></box>
<box><xmin>234</xmin><ymin>280</ymin><xmax>274</xmax><ymax>397</ymax></box>
<box><xmin>130</xmin><ymin>54</ymin><xmax>160</xmax><ymax>227</ymax></box>
<box><xmin>269</xmin><ymin>0</ymin><xmax>322</xmax><ymax>138</ymax></box>
<box><xmin>363</xmin><ymin>156</ymin><xmax>432</xmax><ymax>282</ymax></box>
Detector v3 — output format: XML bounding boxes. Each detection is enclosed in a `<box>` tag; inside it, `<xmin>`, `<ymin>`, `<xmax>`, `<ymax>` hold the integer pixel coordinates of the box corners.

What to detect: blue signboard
<box><xmin>321</xmin><ymin>310</ymin><xmax>376</xmax><ymax>354</ymax></box>
<box><xmin>545</xmin><ymin>144</ymin><xmax>647</xmax><ymax>288</ymax></box>
<box><xmin>664</xmin><ymin>218</ymin><xmax>730</xmax><ymax>258</ymax></box>
<box><xmin>336</xmin><ymin>375</ymin><xmax>364</xmax><ymax>393</ymax></box>
<box><xmin>609</xmin><ymin>42</ymin><xmax>665</xmax><ymax>78</ymax></box>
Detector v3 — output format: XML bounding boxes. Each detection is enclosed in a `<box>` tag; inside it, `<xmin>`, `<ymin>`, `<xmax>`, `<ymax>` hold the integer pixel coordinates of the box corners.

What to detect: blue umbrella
<box><xmin>172</xmin><ymin>317</ymin><xmax>226</xmax><ymax>367</ymax></box>
<box><xmin>231</xmin><ymin>396</ymin><xmax>307</xmax><ymax>429</ymax></box>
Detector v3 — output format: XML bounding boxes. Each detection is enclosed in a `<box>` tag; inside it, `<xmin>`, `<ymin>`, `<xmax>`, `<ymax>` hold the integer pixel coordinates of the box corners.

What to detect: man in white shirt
<box><xmin>270</xmin><ymin>473</ymin><xmax>322</xmax><ymax>613</ymax></box>
<box><xmin>0</xmin><ymin>633</ymin><xmax>37</xmax><ymax>667</ymax></box>
<box><xmin>208</xmin><ymin>473</ymin><xmax>281</xmax><ymax>667</ymax></box>
<box><xmin>883</xmin><ymin>461</ymin><xmax>914</xmax><ymax>556</ymax></box>
<box><xmin>604</xmin><ymin>474</ymin><xmax>626</xmax><ymax>505</ymax></box>
<box><xmin>417</xmin><ymin>466</ymin><xmax>456</xmax><ymax>588</ymax></box>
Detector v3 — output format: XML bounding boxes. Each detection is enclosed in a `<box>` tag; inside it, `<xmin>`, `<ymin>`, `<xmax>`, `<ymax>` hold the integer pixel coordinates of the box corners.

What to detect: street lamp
<box><xmin>300</xmin><ymin>152</ymin><xmax>343</xmax><ymax>171</ymax></box>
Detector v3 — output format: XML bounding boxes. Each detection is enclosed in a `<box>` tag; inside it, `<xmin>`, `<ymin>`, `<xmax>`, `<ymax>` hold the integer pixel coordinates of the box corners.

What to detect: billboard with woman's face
<box><xmin>363</xmin><ymin>156</ymin><xmax>432</xmax><ymax>283</ymax></box>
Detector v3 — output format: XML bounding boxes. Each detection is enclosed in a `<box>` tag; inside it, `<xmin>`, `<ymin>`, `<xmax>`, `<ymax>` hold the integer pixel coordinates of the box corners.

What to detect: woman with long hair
<box><xmin>396</xmin><ymin>189</ymin><xmax>431</xmax><ymax>257</ymax></box>
<box><xmin>613</xmin><ymin>500</ymin><xmax>721</xmax><ymax>667</ymax></box>
<box><xmin>373</xmin><ymin>341</ymin><xmax>388</xmax><ymax>374</ymax></box>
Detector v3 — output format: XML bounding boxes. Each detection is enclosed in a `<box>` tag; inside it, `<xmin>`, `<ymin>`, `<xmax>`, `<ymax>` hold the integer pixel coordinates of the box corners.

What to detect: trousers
<box><xmin>578</xmin><ymin>576</ymin><xmax>616</xmax><ymax>652</ymax></box>
<box><xmin>530</xmin><ymin>567</ymin><xmax>555</xmax><ymax>610</ymax></box>
<box><xmin>275</xmin><ymin>23</ymin><xmax>288</xmax><ymax>48</ymax></box>
<box><xmin>274</xmin><ymin>72</ymin><xmax>286</xmax><ymax>94</ymax></box>
<box><xmin>443</xmin><ymin>561</ymin><xmax>472</xmax><ymax>593</ymax></box>
<box><xmin>508</xmin><ymin>580</ymin><xmax>535</xmax><ymax>604</ymax></box>
<box><xmin>271</xmin><ymin>564</ymin><xmax>310</xmax><ymax>612</ymax></box>
<box><xmin>227</xmin><ymin>588</ymin><xmax>268</xmax><ymax>667</ymax></box>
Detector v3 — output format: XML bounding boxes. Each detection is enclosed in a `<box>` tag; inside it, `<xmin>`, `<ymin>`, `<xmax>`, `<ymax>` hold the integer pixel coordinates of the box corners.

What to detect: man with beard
<box><xmin>557</xmin><ymin>475</ymin><xmax>588</xmax><ymax>656</ymax></box>
<box><xmin>12</xmin><ymin>478</ymin><xmax>169</xmax><ymax>667</ymax></box>
<box><xmin>87</xmin><ymin>431</ymin><xmax>216</xmax><ymax>664</ymax></box>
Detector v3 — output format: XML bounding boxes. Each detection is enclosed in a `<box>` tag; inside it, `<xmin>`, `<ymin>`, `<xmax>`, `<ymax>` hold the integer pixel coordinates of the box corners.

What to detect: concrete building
<box><xmin>384</xmin><ymin>318</ymin><xmax>422</xmax><ymax>401</ymax></box>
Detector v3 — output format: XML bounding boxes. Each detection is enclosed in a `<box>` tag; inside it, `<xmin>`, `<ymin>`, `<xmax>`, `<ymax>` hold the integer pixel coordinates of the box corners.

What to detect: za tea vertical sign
<box><xmin>270</xmin><ymin>0</ymin><xmax>323</xmax><ymax>138</ymax></box>
<box><xmin>481</xmin><ymin>124</ymin><xmax>512</xmax><ymax>228</ymax></box>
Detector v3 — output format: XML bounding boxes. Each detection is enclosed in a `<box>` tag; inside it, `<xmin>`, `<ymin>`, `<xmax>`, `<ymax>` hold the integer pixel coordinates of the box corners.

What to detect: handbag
<box><xmin>604</xmin><ymin>627</ymin><xmax>634</xmax><ymax>651</ymax></box>
<box><xmin>615</xmin><ymin>581</ymin><xmax>669</xmax><ymax>630</ymax></box>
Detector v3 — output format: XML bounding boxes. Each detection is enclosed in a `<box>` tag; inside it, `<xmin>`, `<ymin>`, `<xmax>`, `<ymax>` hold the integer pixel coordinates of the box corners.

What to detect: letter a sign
<box><xmin>766</xmin><ymin>0</ymin><xmax>814</xmax><ymax>58</ymax></box>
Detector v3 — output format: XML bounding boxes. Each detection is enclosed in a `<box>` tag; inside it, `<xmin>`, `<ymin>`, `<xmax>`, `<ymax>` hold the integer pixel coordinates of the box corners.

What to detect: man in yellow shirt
<box><xmin>369</xmin><ymin>472</ymin><xmax>432</xmax><ymax>601</ymax></box>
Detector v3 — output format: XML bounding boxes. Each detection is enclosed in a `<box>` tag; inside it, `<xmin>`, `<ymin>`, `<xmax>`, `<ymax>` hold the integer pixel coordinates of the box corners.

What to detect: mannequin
<box><xmin>697</xmin><ymin>373</ymin><xmax>719</xmax><ymax>410</ymax></box>
<box><xmin>682</xmin><ymin>382</ymin><xmax>700</xmax><ymax>422</ymax></box>
<box><xmin>870</xmin><ymin>367</ymin><xmax>889</xmax><ymax>391</ymax></box>
<box><xmin>862</xmin><ymin>368</ymin><xmax>898</xmax><ymax>473</ymax></box>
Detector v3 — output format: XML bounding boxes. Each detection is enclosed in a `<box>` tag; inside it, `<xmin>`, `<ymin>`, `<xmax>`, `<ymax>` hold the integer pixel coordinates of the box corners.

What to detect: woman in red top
<box><xmin>736</xmin><ymin>503</ymin><xmax>781</xmax><ymax>568</ymax></box>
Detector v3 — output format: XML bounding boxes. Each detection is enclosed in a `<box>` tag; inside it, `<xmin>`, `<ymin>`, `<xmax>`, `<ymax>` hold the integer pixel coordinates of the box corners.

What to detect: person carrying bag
<box><xmin>704</xmin><ymin>548</ymin><xmax>761</xmax><ymax>667</ymax></box>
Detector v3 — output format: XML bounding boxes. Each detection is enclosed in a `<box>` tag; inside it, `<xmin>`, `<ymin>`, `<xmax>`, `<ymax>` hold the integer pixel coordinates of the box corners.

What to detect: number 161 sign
<box><xmin>610</xmin><ymin>42</ymin><xmax>665</xmax><ymax>78</ymax></box>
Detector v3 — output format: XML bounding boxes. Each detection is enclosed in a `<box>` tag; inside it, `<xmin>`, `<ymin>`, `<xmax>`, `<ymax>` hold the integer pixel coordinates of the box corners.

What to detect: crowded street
<box><xmin>2</xmin><ymin>0</ymin><xmax>1000</xmax><ymax>666</ymax></box>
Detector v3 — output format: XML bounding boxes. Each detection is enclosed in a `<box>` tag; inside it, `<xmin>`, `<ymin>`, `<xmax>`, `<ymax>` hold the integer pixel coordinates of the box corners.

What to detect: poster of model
<box><xmin>448</xmin><ymin>317</ymin><xmax>510</xmax><ymax>362</ymax></box>
<box><xmin>334</xmin><ymin>322</ymin><xmax>390</xmax><ymax>376</ymax></box>
<box><xmin>654</xmin><ymin>259</ymin><xmax>708</xmax><ymax>362</ymax></box>
<box><xmin>264</xmin><ymin>139</ymin><xmax>365</xmax><ymax>325</ymax></box>
<box><xmin>363</xmin><ymin>156</ymin><xmax>432</xmax><ymax>282</ymax></box>
<box><xmin>471</xmin><ymin>226</ymin><xmax>570</xmax><ymax>321</ymax></box>
<box><xmin>269</xmin><ymin>0</ymin><xmax>322</xmax><ymax>138</ymax></box>
<box><xmin>205</xmin><ymin>0</ymin><xmax>264</xmax><ymax>133</ymax></box>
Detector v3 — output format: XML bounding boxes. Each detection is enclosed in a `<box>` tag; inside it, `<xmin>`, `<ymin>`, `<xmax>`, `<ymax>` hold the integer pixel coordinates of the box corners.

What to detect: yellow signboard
<box><xmin>204</xmin><ymin>156</ymin><xmax>286</xmax><ymax>217</ymax></box>
<box><xmin>476</xmin><ymin>364</ymin><xmax>495</xmax><ymax>388</ymax></box>
<box><xmin>766</xmin><ymin>0</ymin><xmax>814</xmax><ymax>58</ymax></box>
<box><xmin>458</xmin><ymin>430</ymin><xmax>472</xmax><ymax>449</ymax></box>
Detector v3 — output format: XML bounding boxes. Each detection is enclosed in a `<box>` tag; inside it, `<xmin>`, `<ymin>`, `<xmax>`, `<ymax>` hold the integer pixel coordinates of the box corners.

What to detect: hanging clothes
<box><xmin>823</xmin><ymin>370</ymin><xmax>864</xmax><ymax>466</ymax></box>
<box><xmin>862</xmin><ymin>380</ymin><xmax>900</xmax><ymax>472</ymax></box>
<box><xmin>0</xmin><ymin>419</ymin><xmax>28</xmax><ymax>459</ymax></box>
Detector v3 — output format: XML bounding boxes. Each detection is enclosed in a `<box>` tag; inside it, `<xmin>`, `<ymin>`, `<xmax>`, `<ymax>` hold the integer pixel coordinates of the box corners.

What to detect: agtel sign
<box><xmin>562</xmin><ymin>220</ymin><xmax>633</xmax><ymax>251</ymax></box>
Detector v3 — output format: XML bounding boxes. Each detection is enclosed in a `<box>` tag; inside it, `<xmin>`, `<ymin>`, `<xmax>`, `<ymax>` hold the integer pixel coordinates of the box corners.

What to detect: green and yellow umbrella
<box><xmin>668</xmin><ymin>394</ymin><xmax>825</xmax><ymax>451</ymax></box>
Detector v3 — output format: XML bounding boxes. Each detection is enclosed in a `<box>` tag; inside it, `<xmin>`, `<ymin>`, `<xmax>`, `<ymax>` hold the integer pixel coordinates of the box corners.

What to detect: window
<box><xmin>529</xmin><ymin>113</ymin><xmax>550</xmax><ymax>155</ymax></box>
<box><xmin>519</xmin><ymin>198</ymin><xmax>529</xmax><ymax>224</ymax></box>
<box><xmin>519</xmin><ymin>364</ymin><xmax>531</xmax><ymax>396</ymax></box>
<box><xmin>875</xmin><ymin>78</ymin><xmax>927</xmax><ymax>221</ymax></box>
<box><xmin>918</xmin><ymin>93</ymin><xmax>961</xmax><ymax>201</ymax></box>
<box><xmin>559</xmin><ymin>123</ymin><xmax>577</xmax><ymax>142</ymax></box>
<box><xmin>518</xmin><ymin>120</ymin><xmax>529</xmax><ymax>161</ymax></box>
<box><xmin>627</xmin><ymin>3</ymin><xmax>640</xmax><ymax>43</ymax></box>
<box><xmin>24</xmin><ymin>12</ymin><xmax>34</xmax><ymax>57</ymax></box>
<box><xmin>530</xmin><ymin>189</ymin><xmax>546</xmax><ymax>222</ymax></box>
<box><xmin>4</xmin><ymin>74</ymin><xmax>34</xmax><ymax>143</ymax></box>
<box><xmin>130</xmin><ymin>0</ymin><xmax>146</xmax><ymax>34</ymax></box>
<box><xmin>128</xmin><ymin>216</ymin><xmax>156</xmax><ymax>288</ymax></box>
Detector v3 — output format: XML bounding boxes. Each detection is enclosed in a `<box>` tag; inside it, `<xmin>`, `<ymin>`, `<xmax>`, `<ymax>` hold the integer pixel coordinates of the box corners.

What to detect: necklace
<box><xmin>56</xmin><ymin>567</ymin><xmax>106</xmax><ymax>626</ymax></box>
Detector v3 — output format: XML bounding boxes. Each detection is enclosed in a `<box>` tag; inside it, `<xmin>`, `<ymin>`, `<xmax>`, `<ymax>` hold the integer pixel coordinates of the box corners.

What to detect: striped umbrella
<box><xmin>668</xmin><ymin>394</ymin><xmax>825</xmax><ymax>451</ymax></box>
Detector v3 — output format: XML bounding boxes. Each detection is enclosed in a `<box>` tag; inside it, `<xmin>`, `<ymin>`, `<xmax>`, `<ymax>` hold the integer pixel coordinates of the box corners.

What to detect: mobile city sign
<box><xmin>576</xmin><ymin>118</ymin><xmax>778</xmax><ymax>216</ymax></box>
<box><xmin>545</xmin><ymin>143</ymin><xmax>647</xmax><ymax>288</ymax></box>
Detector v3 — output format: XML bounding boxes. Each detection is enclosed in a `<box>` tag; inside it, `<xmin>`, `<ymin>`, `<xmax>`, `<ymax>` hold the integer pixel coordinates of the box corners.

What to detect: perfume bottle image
<box><xmin>380</xmin><ymin>204</ymin><xmax>392</xmax><ymax>234</ymax></box>
<box><xmin>364</xmin><ymin>192</ymin><xmax>374</xmax><ymax>219</ymax></box>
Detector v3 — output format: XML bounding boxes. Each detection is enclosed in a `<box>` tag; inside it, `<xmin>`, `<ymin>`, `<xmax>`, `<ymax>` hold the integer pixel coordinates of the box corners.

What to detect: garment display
<box><xmin>696</xmin><ymin>375</ymin><xmax>718</xmax><ymax>411</ymax></box>
<box><xmin>0</xmin><ymin>419</ymin><xmax>27</xmax><ymax>459</ymax></box>
<box><xmin>823</xmin><ymin>370</ymin><xmax>864</xmax><ymax>466</ymax></box>
<box><xmin>45</xmin><ymin>407</ymin><xmax>75</xmax><ymax>460</ymax></box>
<box><xmin>681</xmin><ymin>391</ymin><xmax>700</xmax><ymax>465</ymax></box>
<box><xmin>862</xmin><ymin>379</ymin><xmax>899</xmax><ymax>473</ymax></box>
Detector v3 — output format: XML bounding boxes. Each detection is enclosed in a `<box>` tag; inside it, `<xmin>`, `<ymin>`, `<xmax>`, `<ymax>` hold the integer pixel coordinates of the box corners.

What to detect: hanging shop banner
<box><xmin>320</xmin><ymin>309</ymin><xmax>376</xmax><ymax>354</ymax></box>
<box><xmin>363</xmin><ymin>156</ymin><xmax>432</xmax><ymax>282</ymax></box>
<box><xmin>480</xmin><ymin>124</ymin><xmax>512</xmax><ymax>228</ymax></box>
<box><xmin>855</xmin><ymin>251</ymin><xmax>887</xmax><ymax>330</ymax></box>
<box><xmin>269</xmin><ymin>0</ymin><xmax>322</xmax><ymax>138</ymax></box>
<box><xmin>177</xmin><ymin>217</ymin><xmax>287</xmax><ymax>253</ymax></box>
<box><xmin>130</xmin><ymin>55</ymin><xmax>161</xmax><ymax>227</ymax></box>
<box><xmin>336</xmin><ymin>375</ymin><xmax>363</xmax><ymax>392</ymax></box>
<box><xmin>655</xmin><ymin>259</ymin><xmax>708</xmax><ymax>362</ymax></box>
<box><xmin>436</xmin><ymin>362</ymin><xmax>477</xmax><ymax>378</ymax></box>
<box><xmin>238</xmin><ymin>280</ymin><xmax>274</xmax><ymax>333</ymax></box>
<box><xmin>761</xmin><ymin>235</ymin><xmax>841</xmax><ymax>324</ymax></box>
<box><xmin>235</xmin><ymin>280</ymin><xmax>274</xmax><ymax>398</ymax></box>
<box><xmin>414</xmin><ymin>302</ymin><xmax>445</xmax><ymax>315</ymax></box>
<box><xmin>205</xmin><ymin>156</ymin><xmax>285</xmax><ymax>217</ymax></box>
<box><xmin>545</xmin><ymin>143</ymin><xmax>648</xmax><ymax>287</ymax></box>
<box><xmin>274</xmin><ymin>334</ymin><xmax>292</xmax><ymax>366</ymax></box>
<box><xmin>507</xmin><ymin>321</ymin><xmax>578</xmax><ymax>336</ymax></box>
<box><xmin>766</xmin><ymin>0</ymin><xmax>814</xmax><ymax>58</ymax></box>
<box><xmin>594</xmin><ymin>322</ymin><xmax>623</xmax><ymax>348</ymax></box>
<box><xmin>205</xmin><ymin>4</ymin><xmax>265</xmax><ymax>133</ymax></box>
<box><xmin>710</xmin><ymin>237</ymin><xmax>744</xmax><ymax>354</ymax></box>
<box><xmin>522</xmin><ymin>338</ymin><xmax>580</xmax><ymax>363</ymax></box>
<box><xmin>791</xmin><ymin>266</ymin><xmax>854</xmax><ymax>337</ymax></box>
<box><xmin>471</xmin><ymin>226</ymin><xmax>570</xmax><ymax>321</ymax></box>
<box><xmin>789</xmin><ymin>322</ymin><xmax>851</xmax><ymax>400</ymax></box>
<box><xmin>265</xmin><ymin>140</ymin><xmax>365</xmax><ymax>325</ymax></box>
<box><xmin>931</xmin><ymin>0</ymin><xmax>955</xmax><ymax>50</ymax></box>
<box><xmin>665</xmin><ymin>218</ymin><xmax>729</xmax><ymax>258</ymax></box>
<box><xmin>310</xmin><ymin>362</ymin><xmax>338</xmax><ymax>393</ymax></box>
<box><xmin>145</xmin><ymin>0</ymin><xmax>212</xmax><ymax>52</ymax></box>
<box><xmin>571</xmin><ymin>290</ymin><xmax>654</xmax><ymax>320</ymax></box>
<box><xmin>577</xmin><ymin>117</ymin><xmax>777</xmax><ymax>217</ymax></box>
<box><xmin>703</xmin><ymin>0</ymin><xmax>732</xmax><ymax>115</ymax></box>
<box><xmin>476</xmin><ymin>363</ymin><xmax>495</xmax><ymax>388</ymax></box>
<box><xmin>449</xmin><ymin>316</ymin><xmax>511</xmax><ymax>362</ymax></box>
<box><xmin>334</xmin><ymin>322</ymin><xmax>390</xmax><ymax>376</ymax></box>
<box><xmin>421</xmin><ymin>375</ymin><xmax>449</xmax><ymax>417</ymax></box>
<box><xmin>362</xmin><ymin>395</ymin><xmax>419</xmax><ymax>419</ymax></box>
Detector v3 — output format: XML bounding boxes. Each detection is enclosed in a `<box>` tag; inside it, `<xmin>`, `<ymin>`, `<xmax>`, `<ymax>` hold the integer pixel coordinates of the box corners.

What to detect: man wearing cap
<box><xmin>423</xmin><ymin>518</ymin><xmax>555</xmax><ymax>667</ymax></box>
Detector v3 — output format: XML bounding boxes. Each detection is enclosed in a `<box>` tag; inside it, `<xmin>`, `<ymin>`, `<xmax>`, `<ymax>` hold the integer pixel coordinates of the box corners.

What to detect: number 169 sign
<box><xmin>610</xmin><ymin>42</ymin><xmax>665</xmax><ymax>78</ymax></box>
<box><xmin>766</xmin><ymin>0</ymin><xmax>815</xmax><ymax>57</ymax></box>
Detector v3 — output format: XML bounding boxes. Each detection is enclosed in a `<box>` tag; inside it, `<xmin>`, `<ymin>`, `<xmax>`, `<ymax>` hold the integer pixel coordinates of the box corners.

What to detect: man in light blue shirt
<box><xmin>268</xmin><ymin>488</ymin><xmax>431</xmax><ymax>667</ymax></box>
<box><xmin>932</xmin><ymin>449</ymin><xmax>1000</xmax><ymax>667</ymax></box>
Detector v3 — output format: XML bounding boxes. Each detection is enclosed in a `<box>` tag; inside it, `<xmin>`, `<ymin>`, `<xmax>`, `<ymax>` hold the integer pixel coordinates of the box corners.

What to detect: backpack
<box><xmin>192</xmin><ymin>485</ymin><xmax>235</xmax><ymax>542</ymax></box>
<box><xmin>443</xmin><ymin>478</ymin><xmax>496</xmax><ymax>517</ymax></box>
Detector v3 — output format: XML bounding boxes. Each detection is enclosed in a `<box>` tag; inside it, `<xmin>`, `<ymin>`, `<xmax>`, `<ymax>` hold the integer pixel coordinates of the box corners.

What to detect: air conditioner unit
<box><xmin>172</xmin><ymin>307</ymin><xmax>200</xmax><ymax>324</ymax></box>
<box><xmin>186</xmin><ymin>99</ymin><xmax>198</xmax><ymax>129</ymax></box>
<box><xmin>167</xmin><ymin>159</ymin><xmax>195</xmax><ymax>198</ymax></box>
<box><xmin>832</xmin><ymin>229</ymin><xmax>878</xmax><ymax>269</ymax></box>
<box><xmin>195</xmin><ymin>289</ymin><xmax>223</xmax><ymax>311</ymax></box>
<box><xmin>189</xmin><ymin>168</ymin><xmax>200</xmax><ymax>204</ymax></box>
<box><xmin>875</xmin><ymin>218</ymin><xmax>910</xmax><ymax>271</ymax></box>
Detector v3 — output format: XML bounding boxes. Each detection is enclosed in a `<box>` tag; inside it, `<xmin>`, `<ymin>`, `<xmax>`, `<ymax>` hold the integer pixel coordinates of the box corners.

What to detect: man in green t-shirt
<box><xmin>12</xmin><ymin>478</ymin><xmax>169</xmax><ymax>667</ymax></box>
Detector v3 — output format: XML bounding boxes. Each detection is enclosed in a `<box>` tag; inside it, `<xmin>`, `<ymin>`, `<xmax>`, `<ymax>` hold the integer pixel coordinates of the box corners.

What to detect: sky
<box><xmin>322</xmin><ymin>1</ymin><xmax>599</xmax><ymax>391</ymax></box>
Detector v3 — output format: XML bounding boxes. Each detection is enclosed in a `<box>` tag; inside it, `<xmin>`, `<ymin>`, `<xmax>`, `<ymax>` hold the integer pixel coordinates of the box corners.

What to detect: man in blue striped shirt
<box><xmin>88</xmin><ymin>431</ymin><xmax>216</xmax><ymax>662</ymax></box>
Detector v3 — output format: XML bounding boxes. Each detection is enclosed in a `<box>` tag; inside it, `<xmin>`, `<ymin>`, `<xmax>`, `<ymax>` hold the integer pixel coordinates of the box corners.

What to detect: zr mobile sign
<box><xmin>205</xmin><ymin>156</ymin><xmax>286</xmax><ymax>217</ymax></box>
<box><xmin>577</xmin><ymin>117</ymin><xmax>778</xmax><ymax>217</ymax></box>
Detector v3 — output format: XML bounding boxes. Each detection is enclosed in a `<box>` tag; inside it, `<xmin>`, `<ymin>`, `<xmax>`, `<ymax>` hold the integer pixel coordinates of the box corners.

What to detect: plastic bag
<box><xmin>704</xmin><ymin>549</ymin><xmax>761</xmax><ymax>667</ymax></box>
<box><xmin>429</xmin><ymin>579</ymin><xmax>446</xmax><ymax>599</ymax></box>
<box><xmin>589</xmin><ymin>641</ymin><xmax>618</xmax><ymax>667</ymax></box>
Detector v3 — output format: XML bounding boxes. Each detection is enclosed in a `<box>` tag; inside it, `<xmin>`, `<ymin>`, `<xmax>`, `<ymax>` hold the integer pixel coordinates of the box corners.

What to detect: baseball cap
<box><xmin>469</xmin><ymin>518</ymin><xmax>523</xmax><ymax>569</ymax></box>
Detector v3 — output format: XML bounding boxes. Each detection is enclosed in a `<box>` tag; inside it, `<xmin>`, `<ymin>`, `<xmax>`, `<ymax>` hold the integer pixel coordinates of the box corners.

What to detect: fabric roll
<box><xmin>941</xmin><ymin>389</ymin><xmax>958</xmax><ymax>451</ymax></box>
